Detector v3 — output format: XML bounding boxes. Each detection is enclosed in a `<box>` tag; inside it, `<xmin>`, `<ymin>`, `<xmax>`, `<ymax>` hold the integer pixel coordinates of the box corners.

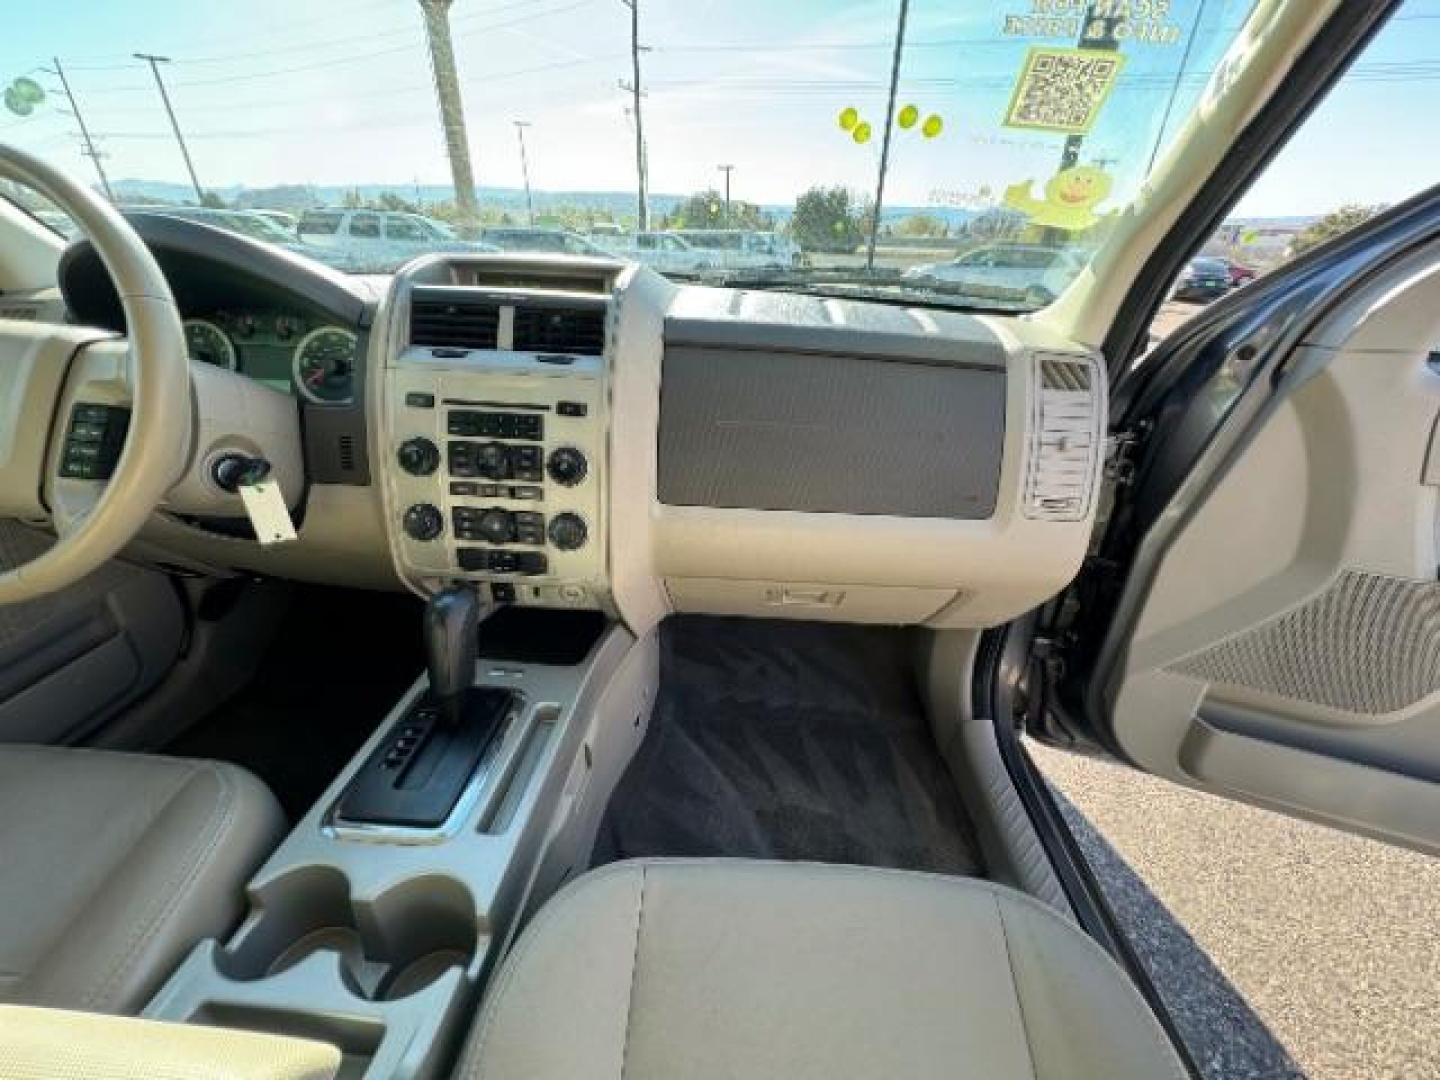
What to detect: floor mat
<box><xmin>165</xmin><ymin>585</ymin><xmax>424</xmax><ymax>821</ymax></box>
<box><xmin>592</xmin><ymin>616</ymin><xmax>983</xmax><ymax>876</ymax></box>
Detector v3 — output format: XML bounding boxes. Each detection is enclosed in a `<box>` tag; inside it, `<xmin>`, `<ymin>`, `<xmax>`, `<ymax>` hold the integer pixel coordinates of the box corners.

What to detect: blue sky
<box><xmin>1</xmin><ymin>0</ymin><xmax>1437</xmax><ymax>217</ymax></box>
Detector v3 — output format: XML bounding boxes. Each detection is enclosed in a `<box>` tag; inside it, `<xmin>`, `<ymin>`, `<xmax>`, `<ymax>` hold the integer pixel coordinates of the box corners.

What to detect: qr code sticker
<box><xmin>1004</xmin><ymin>48</ymin><xmax>1125</xmax><ymax>135</ymax></box>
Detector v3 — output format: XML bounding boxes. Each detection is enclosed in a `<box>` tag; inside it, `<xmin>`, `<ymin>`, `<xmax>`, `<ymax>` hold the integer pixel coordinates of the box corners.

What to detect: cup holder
<box><xmin>218</xmin><ymin>867</ymin><xmax>477</xmax><ymax>1002</ymax></box>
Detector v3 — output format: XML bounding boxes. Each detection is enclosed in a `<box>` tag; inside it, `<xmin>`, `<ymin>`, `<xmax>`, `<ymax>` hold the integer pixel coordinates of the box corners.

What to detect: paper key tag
<box><xmin>238</xmin><ymin>478</ymin><xmax>298</xmax><ymax>545</ymax></box>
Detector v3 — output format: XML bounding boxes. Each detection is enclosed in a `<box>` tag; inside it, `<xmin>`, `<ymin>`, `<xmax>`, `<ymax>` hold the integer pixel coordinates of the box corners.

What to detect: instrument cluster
<box><xmin>181</xmin><ymin>310</ymin><xmax>359</xmax><ymax>404</ymax></box>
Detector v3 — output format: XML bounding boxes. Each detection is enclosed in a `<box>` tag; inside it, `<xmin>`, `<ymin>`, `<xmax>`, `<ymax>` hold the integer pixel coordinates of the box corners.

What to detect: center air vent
<box><xmin>410</xmin><ymin>297</ymin><xmax>500</xmax><ymax>350</ymax></box>
<box><xmin>513</xmin><ymin>306</ymin><xmax>606</xmax><ymax>356</ymax></box>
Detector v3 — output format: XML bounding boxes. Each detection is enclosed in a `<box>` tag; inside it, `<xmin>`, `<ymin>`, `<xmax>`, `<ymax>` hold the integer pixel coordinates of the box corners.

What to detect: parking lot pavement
<box><xmin>1029</xmin><ymin>742</ymin><xmax>1440</xmax><ymax>1080</ymax></box>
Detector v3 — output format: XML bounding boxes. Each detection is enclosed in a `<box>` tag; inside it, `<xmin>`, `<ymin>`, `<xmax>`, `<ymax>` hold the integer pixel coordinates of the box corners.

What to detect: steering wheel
<box><xmin>0</xmin><ymin>143</ymin><xmax>191</xmax><ymax>604</ymax></box>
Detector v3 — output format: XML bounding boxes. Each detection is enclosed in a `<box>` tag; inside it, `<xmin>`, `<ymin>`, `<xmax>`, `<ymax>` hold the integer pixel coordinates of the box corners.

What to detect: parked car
<box><xmin>904</xmin><ymin>243</ymin><xmax>1087</xmax><ymax>305</ymax></box>
<box><xmin>249</xmin><ymin>209</ymin><xmax>299</xmax><ymax>236</ymax></box>
<box><xmin>1174</xmin><ymin>256</ymin><xmax>1234</xmax><ymax>301</ymax></box>
<box><xmin>478</xmin><ymin>227</ymin><xmax>615</xmax><ymax>256</ymax></box>
<box><xmin>1222</xmin><ymin>258</ymin><xmax>1257</xmax><ymax>286</ymax></box>
<box><xmin>668</xmin><ymin>229</ymin><xmax>803</xmax><ymax>270</ymax></box>
<box><xmin>297</xmin><ymin>208</ymin><xmax>495</xmax><ymax>271</ymax></box>
<box><xmin>605</xmin><ymin>231</ymin><xmax>714</xmax><ymax>273</ymax></box>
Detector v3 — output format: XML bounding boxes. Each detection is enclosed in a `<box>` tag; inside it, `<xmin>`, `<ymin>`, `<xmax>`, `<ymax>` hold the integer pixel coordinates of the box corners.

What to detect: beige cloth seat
<box><xmin>460</xmin><ymin>859</ymin><xmax>1186</xmax><ymax>1080</ymax></box>
<box><xmin>0</xmin><ymin>745</ymin><xmax>283</xmax><ymax>1013</ymax></box>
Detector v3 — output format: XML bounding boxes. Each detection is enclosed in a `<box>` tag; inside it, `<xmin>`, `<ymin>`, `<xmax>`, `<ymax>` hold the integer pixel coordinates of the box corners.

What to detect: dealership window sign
<box><xmin>1003</xmin><ymin>46</ymin><xmax>1126</xmax><ymax>135</ymax></box>
<box><xmin>1002</xmin><ymin>1</ymin><xmax>1183</xmax><ymax>47</ymax></box>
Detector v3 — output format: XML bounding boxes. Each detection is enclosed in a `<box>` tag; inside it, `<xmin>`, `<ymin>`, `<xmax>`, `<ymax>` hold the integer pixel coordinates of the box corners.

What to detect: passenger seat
<box><xmin>457</xmin><ymin>859</ymin><xmax>1186</xmax><ymax>1079</ymax></box>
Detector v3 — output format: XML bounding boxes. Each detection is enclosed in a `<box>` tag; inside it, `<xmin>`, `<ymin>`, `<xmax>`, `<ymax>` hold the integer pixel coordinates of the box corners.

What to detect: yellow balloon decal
<box><xmin>838</xmin><ymin>107</ymin><xmax>859</xmax><ymax>131</ymax></box>
<box><xmin>898</xmin><ymin>104</ymin><xmax>919</xmax><ymax>129</ymax></box>
<box><xmin>922</xmin><ymin>114</ymin><xmax>944</xmax><ymax>139</ymax></box>
<box><xmin>853</xmin><ymin>121</ymin><xmax>872</xmax><ymax>144</ymax></box>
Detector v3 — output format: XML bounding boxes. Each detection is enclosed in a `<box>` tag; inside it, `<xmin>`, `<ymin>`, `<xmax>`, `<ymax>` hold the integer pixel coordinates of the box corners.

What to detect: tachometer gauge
<box><xmin>183</xmin><ymin>318</ymin><xmax>237</xmax><ymax>371</ymax></box>
<box><xmin>292</xmin><ymin>326</ymin><xmax>358</xmax><ymax>404</ymax></box>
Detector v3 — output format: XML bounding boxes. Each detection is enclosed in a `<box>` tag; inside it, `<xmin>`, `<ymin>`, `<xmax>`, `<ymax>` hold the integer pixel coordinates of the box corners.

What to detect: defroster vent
<box><xmin>410</xmin><ymin>297</ymin><xmax>500</xmax><ymax>350</ymax></box>
<box><xmin>513</xmin><ymin>306</ymin><xmax>606</xmax><ymax>356</ymax></box>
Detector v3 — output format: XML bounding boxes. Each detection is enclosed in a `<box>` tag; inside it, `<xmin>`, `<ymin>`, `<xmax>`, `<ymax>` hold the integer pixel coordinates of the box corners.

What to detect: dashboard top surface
<box><xmin>663</xmin><ymin>285</ymin><xmax>1008</xmax><ymax>367</ymax></box>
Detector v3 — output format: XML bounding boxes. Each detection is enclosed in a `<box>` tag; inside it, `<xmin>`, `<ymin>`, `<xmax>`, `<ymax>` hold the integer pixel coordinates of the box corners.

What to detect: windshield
<box><xmin>3</xmin><ymin>0</ymin><xmax>1261</xmax><ymax>309</ymax></box>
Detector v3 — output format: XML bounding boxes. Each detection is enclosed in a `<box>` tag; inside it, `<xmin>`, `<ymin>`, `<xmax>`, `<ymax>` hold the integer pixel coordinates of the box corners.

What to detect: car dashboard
<box><xmin>50</xmin><ymin>221</ymin><xmax>1107</xmax><ymax>633</ymax></box>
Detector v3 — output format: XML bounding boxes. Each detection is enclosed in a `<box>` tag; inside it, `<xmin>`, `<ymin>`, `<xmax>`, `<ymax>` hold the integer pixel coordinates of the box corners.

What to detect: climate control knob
<box><xmin>546</xmin><ymin>446</ymin><xmax>588</xmax><ymax>486</ymax></box>
<box><xmin>402</xmin><ymin>503</ymin><xmax>444</xmax><ymax>542</ymax></box>
<box><xmin>548</xmin><ymin>513</ymin><xmax>588</xmax><ymax>551</ymax></box>
<box><xmin>476</xmin><ymin>441</ymin><xmax>510</xmax><ymax>480</ymax></box>
<box><xmin>478</xmin><ymin>508</ymin><xmax>514</xmax><ymax>545</ymax></box>
<box><xmin>396</xmin><ymin>437</ymin><xmax>440</xmax><ymax>476</ymax></box>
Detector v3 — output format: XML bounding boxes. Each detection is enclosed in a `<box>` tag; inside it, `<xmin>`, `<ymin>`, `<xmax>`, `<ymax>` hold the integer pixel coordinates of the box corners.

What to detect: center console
<box><xmin>378</xmin><ymin>257</ymin><xmax>623</xmax><ymax>613</ymax></box>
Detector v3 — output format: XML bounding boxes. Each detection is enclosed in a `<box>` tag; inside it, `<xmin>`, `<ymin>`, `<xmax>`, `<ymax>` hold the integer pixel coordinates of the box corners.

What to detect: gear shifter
<box><xmin>334</xmin><ymin>583</ymin><xmax>512</xmax><ymax>829</ymax></box>
<box><xmin>424</xmin><ymin>584</ymin><xmax>487</xmax><ymax>725</ymax></box>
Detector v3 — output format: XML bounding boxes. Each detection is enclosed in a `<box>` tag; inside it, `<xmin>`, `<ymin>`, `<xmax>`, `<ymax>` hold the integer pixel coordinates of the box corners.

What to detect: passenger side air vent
<box><xmin>1024</xmin><ymin>355</ymin><xmax>1102</xmax><ymax>522</ymax></box>
<box><xmin>513</xmin><ymin>306</ymin><xmax>606</xmax><ymax>356</ymax></box>
<box><xmin>410</xmin><ymin>297</ymin><xmax>500</xmax><ymax>350</ymax></box>
<box><xmin>0</xmin><ymin>303</ymin><xmax>38</xmax><ymax>321</ymax></box>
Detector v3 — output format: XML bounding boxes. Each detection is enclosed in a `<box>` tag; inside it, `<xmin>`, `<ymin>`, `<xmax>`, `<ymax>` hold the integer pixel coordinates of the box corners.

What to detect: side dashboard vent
<box><xmin>337</xmin><ymin>435</ymin><xmax>357</xmax><ymax>473</ymax></box>
<box><xmin>410</xmin><ymin>297</ymin><xmax>500</xmax><ymax>350</ymax></box>
<box><xmin>513</xmin><ymin>306</ymin><xmax>606</xmax><ymax>356</ymax></box>
<box><xmin>0</xmin><ymin>303</ymin><xmax>39</xmax><ymax>321</ymax></box>
<box><xmin>1024</xmin><ymin>355</ymin><xmax>1102</xmax><ymax>522</ymax></box>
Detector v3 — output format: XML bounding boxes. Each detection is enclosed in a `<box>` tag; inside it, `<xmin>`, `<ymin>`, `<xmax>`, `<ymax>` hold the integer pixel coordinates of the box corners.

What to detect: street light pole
<box><xmin>865</xmin><ymin>0</ymin><xmax>910</xmax><ymax>272</ymax></box>
<box><xmin>513</xmin><ymin>120</ymin><xmax>535</xmax><ymax>227</ymax></box>
<box><xmin>717</xmin><ymin>164</ymin><xmax>734</xmax><ymax>227</ymax></box>
<box><xmin>133</xmin><ymin>53</ymin><xmax>203</xmax><ymax>203</ymax></box>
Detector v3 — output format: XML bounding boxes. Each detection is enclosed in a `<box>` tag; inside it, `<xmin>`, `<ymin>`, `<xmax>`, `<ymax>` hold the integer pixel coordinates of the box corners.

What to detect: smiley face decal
<box><xmin>1003</xmin><ymin>165</ymin><xmax>1114</xmax><ymax>231</ymax></box>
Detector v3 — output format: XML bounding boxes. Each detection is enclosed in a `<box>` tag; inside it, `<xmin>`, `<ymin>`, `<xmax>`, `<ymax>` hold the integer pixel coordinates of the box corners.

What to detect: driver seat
<box><xmin>0</xmin><ymin>744</ymin><xmax>282</xmax><ymax>1013</ymax></box>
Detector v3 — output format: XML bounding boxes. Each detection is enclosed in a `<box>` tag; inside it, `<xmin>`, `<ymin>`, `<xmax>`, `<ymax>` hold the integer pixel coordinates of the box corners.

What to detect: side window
<box><xmin>1150</xmin><ymin>0</ymin><xmax>1431</xmax><ymax>345</ymax></box>
<box><xmin>349</xmin><ymin>213</ymin><xmax>380</xmax><ymax>239</ymax></box>
<box><xmin>384</xmin><ymin>215</ymin><xmax>424</xmax><ymax>241</ymax></box>
<box><xmin>298</xmin><ymin>212</ymin><xmax>342</xmax><ymax>237</ymax></box>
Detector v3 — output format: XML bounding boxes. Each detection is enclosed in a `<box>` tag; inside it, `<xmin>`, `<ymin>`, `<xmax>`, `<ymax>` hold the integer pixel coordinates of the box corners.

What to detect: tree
<box><xmin>964</xmin><ymin>207</ymin><xmax>1025</xmax><ymax>243</ymax></box>
<box><xmin>791</xmin><ymin>186</ymin><xmax>865</xmax><ymax>253</ymax></box>
<box><xmin>661</xmin><ymin>188</ymin><xmax>768</xmax><ymax>231</ymax></box>
<box><xmin>894</xmin><ymin>213</ymin><xmax>948</xmax><ymax>239</ymax></box>
<box><xmin>1289</xmin><ymin>204</ymin><xmax>1385</xmax><ymax>257</ymax></box>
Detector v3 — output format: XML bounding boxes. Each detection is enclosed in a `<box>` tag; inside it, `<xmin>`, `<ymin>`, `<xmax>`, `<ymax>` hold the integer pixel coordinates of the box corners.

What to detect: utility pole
<box><xmin>619</xmin><ymin>0</ymin><xmax>648</xmax><ymax>230</ymax></box>
<box><xmin>134</xmin><ymin>53</ymin><xmax>203</xmax><ymax>203</ymax></box>
<box><xmin>48</xmin><ymin>57</ymin><xmax>113</xmax><ymax>202</ymax></box>
<box><xmin>513</xmin><ymin>120</ymin><xmax>535</xmax><ymax>227</ymax></box>
<box><xmin>1059</xmin><ymin>5</ymin><xmax>1122</xmax><ymax>172</ymax></box>
<box><xmin>865</xmin><ymin>0</ymin><xmax>910</xmax><ymax>272</ymax></box>
<box><xmin>717</xmin><ymin>164</ymin><xmax>734</xmax><ymax>227</ymax></box>
<box><xmin>418</xmin><ymin>0</ymin><xmax>480</xmax><ymax>229</ymax></box>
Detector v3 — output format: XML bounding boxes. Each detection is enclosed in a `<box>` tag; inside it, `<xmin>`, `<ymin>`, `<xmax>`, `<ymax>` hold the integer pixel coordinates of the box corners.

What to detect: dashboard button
<box><xmin>397</xmin><ymin>437</ymin><xmax>440</xmax><ymax>476</ymax></box>
<box><xmin>478</xmin><ymin>508</ymin><xmax>515</xmax><ymax>545</ymax></box>
<box><xmin>402</xmin><ymin>503</ymin><xmax>444</xmax><ymax>542</ymax></box>
<box><xmin>557</xmin><ymin>401</ymin><xmax>587</xmax><ymax>417</ymax></box>
<box><xmin>546</xmin><ymin>447</ymin><xmax>588</xmax><ymax>487</ymax></box>
<box><xmin>475</xmin><ymin>441</ymin><xmax>511</xmax><ymax>480</ymax></box>
<box><xmin>405</xmin><ymin>392</ymin><xmax>435</xmax><ymax>409</ymax></box>
<box><xmin>547</xmin><ymin>513</ymin><xmax>588</xmax><ymax>551</ymax></box>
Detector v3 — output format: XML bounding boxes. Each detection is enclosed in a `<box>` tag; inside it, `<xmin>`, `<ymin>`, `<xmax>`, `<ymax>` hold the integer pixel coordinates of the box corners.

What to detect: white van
<box><xmin>296</xmin><ymin>209</ymin><xmax>495</xmax><ymax>272</ymax></box>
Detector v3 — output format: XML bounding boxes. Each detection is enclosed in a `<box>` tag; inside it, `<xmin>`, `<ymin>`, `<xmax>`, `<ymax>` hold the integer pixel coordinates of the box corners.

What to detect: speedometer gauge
<box><xmin>183</xmin><ymin>319</ymin><xmax>237</xmax><ymax>371</ymax></box>
<box><xmin>292</xmin><ymin>326</ymin><xmax>358</xmax><ymax>404</ymax></box>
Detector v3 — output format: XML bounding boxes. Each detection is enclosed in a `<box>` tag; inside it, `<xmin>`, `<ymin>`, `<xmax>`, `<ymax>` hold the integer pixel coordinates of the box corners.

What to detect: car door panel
<box><xmin>1057</xmin><ymin>194</ymin><xmax>1440</xmax><ymax>854</ymax></box>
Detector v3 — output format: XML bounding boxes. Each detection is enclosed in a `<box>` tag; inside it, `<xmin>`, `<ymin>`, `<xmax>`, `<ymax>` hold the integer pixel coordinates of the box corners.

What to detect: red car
<box><xmin>1224</xmin><ymin>259</ymin><xmax>1257</xmax><ymax>286</ymax></box>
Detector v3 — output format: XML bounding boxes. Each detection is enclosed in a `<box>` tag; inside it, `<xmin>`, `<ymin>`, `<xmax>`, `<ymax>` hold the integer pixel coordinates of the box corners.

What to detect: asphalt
<box><xmin>1030</xmin><ymin>742</ymin><xmax>1440</xmax><ymax>1080</ymax></box>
